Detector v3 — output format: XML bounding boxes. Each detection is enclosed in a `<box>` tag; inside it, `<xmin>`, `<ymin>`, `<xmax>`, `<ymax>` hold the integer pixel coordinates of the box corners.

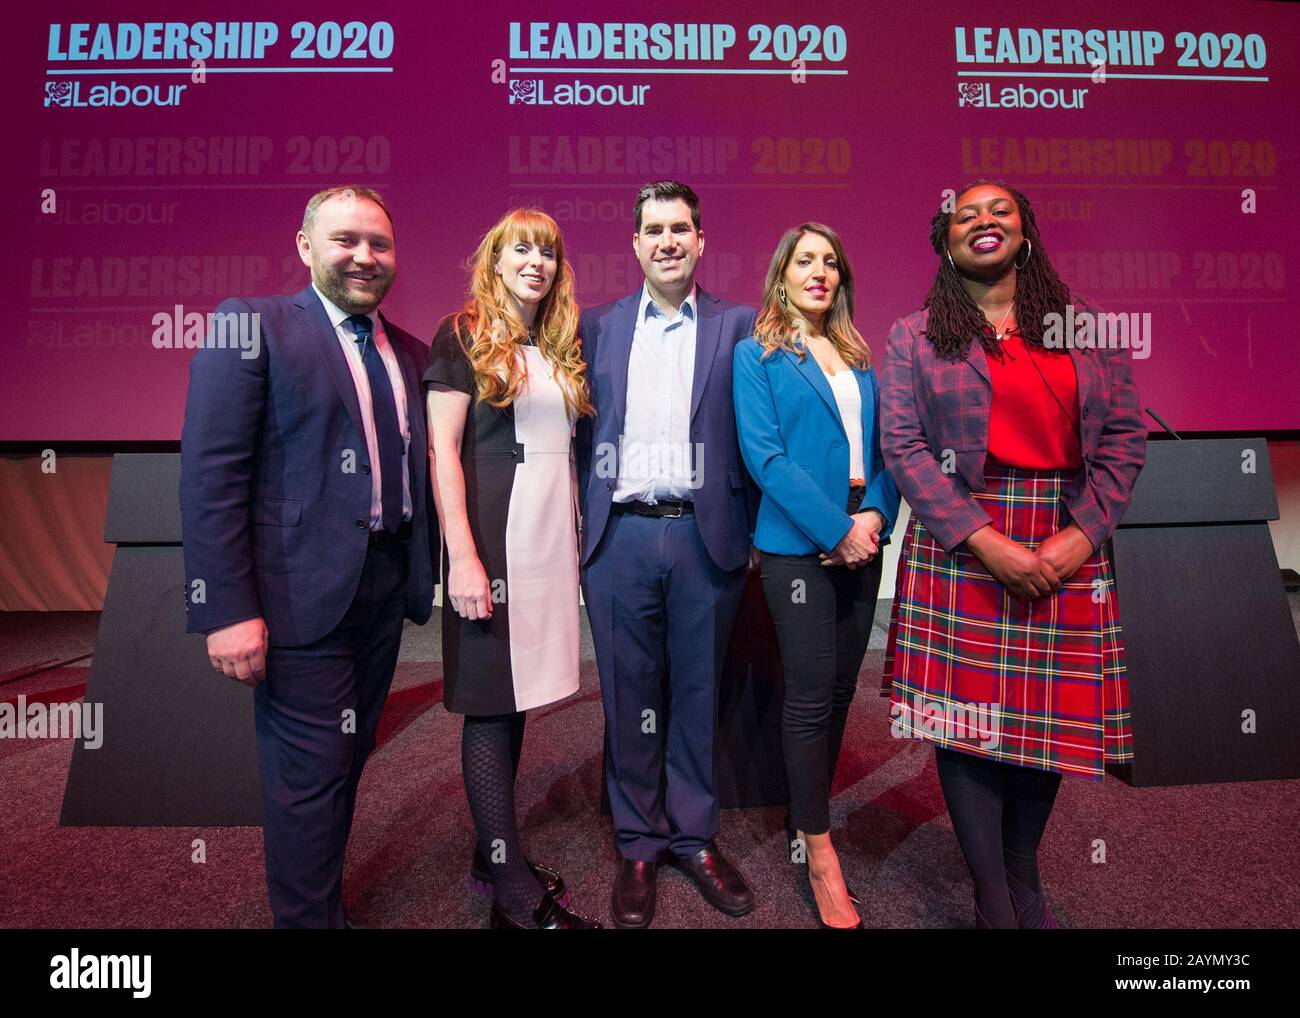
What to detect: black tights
<box><xmin>934</xmin><ymin>747</ymin><xmax>1062</xmax><ymax>929</ymax></box>
<box><xmin>462</xmin><ymin>712</ymin><xmax>544</xmax><ymax>924</ymax></box>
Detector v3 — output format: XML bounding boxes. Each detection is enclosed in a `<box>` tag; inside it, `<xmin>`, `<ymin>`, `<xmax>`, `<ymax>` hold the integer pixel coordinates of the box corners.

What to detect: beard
<box><xmin>312</xmin><ymin>261</ymin><xmax>393</xmax><ymax>314</ymax></box>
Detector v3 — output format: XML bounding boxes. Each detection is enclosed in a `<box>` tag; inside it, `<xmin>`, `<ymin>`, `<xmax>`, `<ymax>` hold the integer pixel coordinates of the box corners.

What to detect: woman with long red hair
<box><xmin>424</xmin><ymin>208</ymin><xmax>599</xmax><ymax>929</ymax></box>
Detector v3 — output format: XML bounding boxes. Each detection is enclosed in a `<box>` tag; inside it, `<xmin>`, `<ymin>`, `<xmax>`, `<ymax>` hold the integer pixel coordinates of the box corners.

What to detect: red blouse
<box><xmin>986</xmin><ymin>332</ymin><xmax>1083</xmax><ymax>470</ymax></box>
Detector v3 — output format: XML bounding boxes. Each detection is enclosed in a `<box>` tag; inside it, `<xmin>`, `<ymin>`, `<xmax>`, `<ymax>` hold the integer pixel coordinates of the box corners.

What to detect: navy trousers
<box><xmin>253</xmin><ymin>537</ymin><xmax>409</xmax><ymax>928</ymax></box>
<box><xmin>583</xmin><ymin>511</ymin><xmax>747</xmax><ymax>861</ymax></box>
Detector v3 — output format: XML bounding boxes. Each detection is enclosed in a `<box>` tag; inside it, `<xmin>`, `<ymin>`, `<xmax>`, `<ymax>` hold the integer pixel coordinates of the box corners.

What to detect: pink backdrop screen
<box><xmin>8</xmin><ymin>1</ymin><xmax>1300</xmax><ymax>438</ymax></box>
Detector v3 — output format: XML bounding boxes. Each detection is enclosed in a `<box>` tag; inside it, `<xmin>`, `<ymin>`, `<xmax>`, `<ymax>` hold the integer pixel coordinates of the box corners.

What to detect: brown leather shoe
<box><xmin>611</xmin><ymin>857</ymin><xmax>657</xmax><ymax>929</ymax></box>
<box><xmin>670</xmin><ymin>842</ymin><xmax>756</xmax><ymax>917</ymax></box>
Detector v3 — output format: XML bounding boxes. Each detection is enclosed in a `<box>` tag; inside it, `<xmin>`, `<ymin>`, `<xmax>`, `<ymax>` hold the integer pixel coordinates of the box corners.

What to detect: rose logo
<box><xmin>45</xmin><ymin>81</ymin><xmax>73</xmax><ymax>107</ymax></box>
<box><xmin>29</xmin><ymin>320</ymin><xmax>58</xmax><ymax>345</ymax></box>
<box><xmin>957</xmin><ymin>82</ymin><xmax>985</xmax><ymax>107</ymax></box>
<box><xmin>509</xmin><ymin>80</ymin><xmax>538</xmax><ymax>104</ymax></box>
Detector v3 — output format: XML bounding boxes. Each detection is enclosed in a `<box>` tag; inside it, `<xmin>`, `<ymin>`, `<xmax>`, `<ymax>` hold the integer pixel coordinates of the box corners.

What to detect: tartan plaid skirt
<box><xmin>883</xmin><ymin>465</ymin><xmax>1132</xmax><ymax>779</ymax></box>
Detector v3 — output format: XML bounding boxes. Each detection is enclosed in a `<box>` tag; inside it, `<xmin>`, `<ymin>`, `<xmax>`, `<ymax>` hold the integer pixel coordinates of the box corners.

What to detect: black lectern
<box><xmin>1109</xmin><ymin>437</ymin><xmax>1300</xmax><ymax>786</ymax></box>
<box><xmin>60</xmin><ymin>453</ymin><xmax>261</xmax><ymax>825</ymax></box>
<box><xmin>716</xmin><ymin>571</ymin><xmax>790</xmax><ymax>808</ymax></box>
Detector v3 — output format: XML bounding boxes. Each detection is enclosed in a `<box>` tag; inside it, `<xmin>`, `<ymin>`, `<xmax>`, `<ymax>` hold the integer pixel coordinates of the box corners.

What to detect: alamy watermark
<box><xmin>151</xmin><ymin>305</ymin><xmax>261</xmax><ymax>360</ymax></box>
<box><xmin>50</xmin><ymin>949</ymin><xmax>150</xmax><ymax>997</ymax></box>
<box><xmin>1042</xmin><ymin>303</ymin><xmax>1151</xmax><ymax>360</ymax></box>
<box><xmin>889</xmin><ymin>695</ymin><xmax>1001</xmax><ymax>750</ymax></box>
<box><xmin>0</xmin><ymin>696</ymin><xmax>103</xmax><ymax>749</ymax></box>
<box><xmin>592</xmin><ymin>439</ymin><xmax>704</xmax><ymax>489</ymax></box>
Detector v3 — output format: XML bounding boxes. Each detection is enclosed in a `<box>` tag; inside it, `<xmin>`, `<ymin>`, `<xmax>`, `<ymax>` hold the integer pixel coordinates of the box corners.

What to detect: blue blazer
<box><xmin>576</xmin><ymin>289</ymin><xmax>757</xmax><ymax>572</ymax></box>
<box><xmin>180</xmin><ymin>286</ymin><xmax>437</xmax><ymax>647</ymax></box>
<box><xmin>733</xmin><ymin>337</ymin><xmax>900</xmax><ymax>555</ymax></box>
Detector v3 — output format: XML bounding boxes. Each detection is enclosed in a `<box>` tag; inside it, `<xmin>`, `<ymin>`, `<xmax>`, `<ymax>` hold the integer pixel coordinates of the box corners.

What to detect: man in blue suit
<box><xmin>180</xmin><ymin>186</ymin><xmax>435</xmax><ymax>928</ymax></box>
<box><xmin>577</xmin><ymin>181</ymin><xmax>757</xmax><ymax>927</ymax></box>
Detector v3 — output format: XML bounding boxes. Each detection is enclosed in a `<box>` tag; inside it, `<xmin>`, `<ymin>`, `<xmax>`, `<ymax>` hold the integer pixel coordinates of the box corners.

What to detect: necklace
<box><xmin>807</xmin><ymin>335</ymin><xmax>842</xmax><ymax>375</ymax></box>
<box><xmin>986</xmin><ymin>303</ymin><xmax>1015</xmax><ymax>341</ymax></box>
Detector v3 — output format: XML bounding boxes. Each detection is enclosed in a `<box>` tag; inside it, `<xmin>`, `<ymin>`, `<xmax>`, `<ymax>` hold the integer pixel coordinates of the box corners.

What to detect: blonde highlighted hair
<box><xmin>753</xmin><ymin>223</ymin><xmax>870</xmax><ymax>370</ymax></box>
<box><xmin>452</xmin><ymin>208</ymin><xmax>592</xmax><ymax>417</ymax></box>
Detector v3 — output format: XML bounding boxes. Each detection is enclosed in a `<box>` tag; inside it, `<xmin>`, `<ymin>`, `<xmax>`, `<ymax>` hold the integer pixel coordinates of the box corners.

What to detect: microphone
<box><xmin>1144</xmin><ymin>407</ymin><xmax>1180</xmax><ymax>439</ymax></box>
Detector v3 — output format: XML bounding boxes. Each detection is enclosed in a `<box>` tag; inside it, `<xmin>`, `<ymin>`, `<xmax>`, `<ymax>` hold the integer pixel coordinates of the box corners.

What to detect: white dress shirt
<box><xmin>613</xmin><ymin>284</ymin><xmax>698</xmax><ymax>503</ymax></box>
<box><xmin>313</xmin><ymin>284</ymin><xmax>412</xmax><ymax>529</ymax></box>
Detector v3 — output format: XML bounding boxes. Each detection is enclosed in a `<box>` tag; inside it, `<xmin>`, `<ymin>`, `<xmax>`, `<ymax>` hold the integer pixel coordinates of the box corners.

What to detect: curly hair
<box><xmin>453</xmin><ymin>208</ymin><xmax>593</xmax><ymax>418</ymax></box>
<box><xmin>922</xmin><ymin>179</ymin><xmax>1076</xmax><ymax>361</ymax></box>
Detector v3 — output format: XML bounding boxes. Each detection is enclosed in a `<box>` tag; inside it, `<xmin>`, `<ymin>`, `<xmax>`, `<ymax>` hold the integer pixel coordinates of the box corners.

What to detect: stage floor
<box><xmin>2</xmin><ymin>598</ymin><xmax>1298</xmax><ymax>929</ymax></box>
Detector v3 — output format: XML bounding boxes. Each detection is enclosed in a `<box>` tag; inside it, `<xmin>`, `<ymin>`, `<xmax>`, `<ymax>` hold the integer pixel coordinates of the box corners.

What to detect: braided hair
<box><xmin>922</xmin><ymin>180</ymin><xmax>1075</xmax><ymax>361</ymax></box>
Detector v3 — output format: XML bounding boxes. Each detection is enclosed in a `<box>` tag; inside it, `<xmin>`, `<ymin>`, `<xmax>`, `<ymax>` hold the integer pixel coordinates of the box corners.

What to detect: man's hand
<box><xmin>1036</xmin><ymin>524</ymin><xmax>1094</xmax><ymax>582</ymax></box>
<box><xmin>206</xmin><ymin>617</ymin><xmax>269</xmax><ymax>687</ymax></box>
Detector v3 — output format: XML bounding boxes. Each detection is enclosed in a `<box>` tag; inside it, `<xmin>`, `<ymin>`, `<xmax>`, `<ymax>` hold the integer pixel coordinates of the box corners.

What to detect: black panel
<box><xmin>1111</xmin><ymin>522</ymin><xmax>1300</xmax><ymax>786</ymax></box>
<box><xmin>1122</xmin><ymin>439</ymin><xmax>1278</xmax><ymax>526</ymax></box>
<box><xmin>60</xmin><ymin>544</ymin><xmax>261</xmax><ymax>826</ymax></box>
<box><xmin>716</xmin><ymin>571</ymin><xmax>790</xmax><ymax>808</ymax></box>
<box><xmin>104</xmin><ymin>453</ymin><xmax>183</xmax><ymax>544</ymax></box>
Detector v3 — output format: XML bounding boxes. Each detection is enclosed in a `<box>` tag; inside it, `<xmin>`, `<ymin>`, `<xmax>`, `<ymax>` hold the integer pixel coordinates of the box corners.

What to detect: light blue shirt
<box><xmin>613</xmin><ymin>284</ymin><xmax>698</xmax><ymax>503</ymax></box>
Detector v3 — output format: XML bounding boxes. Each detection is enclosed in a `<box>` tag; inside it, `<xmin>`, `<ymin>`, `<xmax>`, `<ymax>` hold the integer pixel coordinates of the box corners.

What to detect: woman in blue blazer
<box><xmin>734</xmin><ymin>223</ymin><xmax>900</xmax><ymax>929</ymax></box>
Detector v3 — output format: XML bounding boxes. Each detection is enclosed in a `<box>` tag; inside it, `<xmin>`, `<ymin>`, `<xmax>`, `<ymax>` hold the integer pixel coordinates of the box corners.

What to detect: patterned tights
<box><xmin>462</xmin><ymin>712</ymin><xmax>544</xmax><ymax>925</ymax></box>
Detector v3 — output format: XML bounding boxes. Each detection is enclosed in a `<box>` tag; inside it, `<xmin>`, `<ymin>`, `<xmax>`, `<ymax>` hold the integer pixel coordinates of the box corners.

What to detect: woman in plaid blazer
<box><xmin>879</xmin><ymin>180</ymin><xmax>1146</xmax><ymax>929</ymax></box>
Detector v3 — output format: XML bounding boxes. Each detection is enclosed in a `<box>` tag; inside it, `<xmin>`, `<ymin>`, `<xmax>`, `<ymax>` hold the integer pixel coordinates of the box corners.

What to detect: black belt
<box><xmin>613</xmin><ymin>499</ymin><xmax>694</xmax><ymax>518</ymax></box>
<box><xmin>369</xmin><ymin>520</ymin><xmax>413</xmax><ymax>546</ymax></box>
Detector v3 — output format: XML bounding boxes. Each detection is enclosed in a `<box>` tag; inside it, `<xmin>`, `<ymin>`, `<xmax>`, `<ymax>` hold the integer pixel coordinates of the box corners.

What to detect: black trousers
<box><xmin>760</xmin><ymin>543</ymin><xmax>884</xmax><ymax>835</ymax></box>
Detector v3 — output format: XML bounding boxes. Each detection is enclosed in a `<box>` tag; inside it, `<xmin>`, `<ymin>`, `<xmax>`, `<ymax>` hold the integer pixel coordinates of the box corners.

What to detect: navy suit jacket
<box><xmin>180</xmin><ymin>285</ymin><xmax>437</xmax><ymax>647</ymax></box>
<box><xmin>734</xmin><ymin>338</ymin><xmax>900</xmax><ymax>556</ymax></box>
<box><xmin>576</xmin><ymin>288</ymin><xmax>757</xmax><ymax>573</ymax></box>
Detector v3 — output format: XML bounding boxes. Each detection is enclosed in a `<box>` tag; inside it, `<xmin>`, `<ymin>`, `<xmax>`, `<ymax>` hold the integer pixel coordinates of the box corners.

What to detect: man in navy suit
<box><xmin>180</xmin><ymin>186</ymin><xmax>435</xmax><ymax>928</ymax></box>
<box><xmin>577</xmin><ymin>181</ymin><xmax>757</xmax><ymax>927</ymax></box>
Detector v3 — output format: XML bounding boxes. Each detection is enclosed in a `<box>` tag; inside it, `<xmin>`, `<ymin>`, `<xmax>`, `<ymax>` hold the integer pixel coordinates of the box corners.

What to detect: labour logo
<box><xmin>509</xmin><ymin>80</ymin><xmax>539</xmax><ymax>104</ymax></box>
<box><xmin>45</xmin><ymin>81</ymin><xmax>73</xmax><ymax>107</ymax></box>
<box><xmin>957</xmin><ymin>82</ymin><xmax>985</xmax><ymax>107</ymax></box>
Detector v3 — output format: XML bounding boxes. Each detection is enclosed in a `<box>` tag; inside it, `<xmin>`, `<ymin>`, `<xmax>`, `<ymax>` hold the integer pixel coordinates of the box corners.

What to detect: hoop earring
<box><xmin>945</xmin><ymin>249</ymin><xmax>956</xmax><ymax>271</ymax></box>
<box><xmin>1014</xmin><ymin>239</ymin><xmax>1032</xmax><ymax>269</ymax></box>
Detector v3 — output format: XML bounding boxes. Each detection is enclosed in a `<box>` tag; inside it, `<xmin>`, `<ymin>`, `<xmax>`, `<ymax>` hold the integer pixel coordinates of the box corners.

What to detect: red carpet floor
<box><xmin>1</xmin><ymin>611</ymin><xmax>1298</xmax><ymax>929</ymax></box>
